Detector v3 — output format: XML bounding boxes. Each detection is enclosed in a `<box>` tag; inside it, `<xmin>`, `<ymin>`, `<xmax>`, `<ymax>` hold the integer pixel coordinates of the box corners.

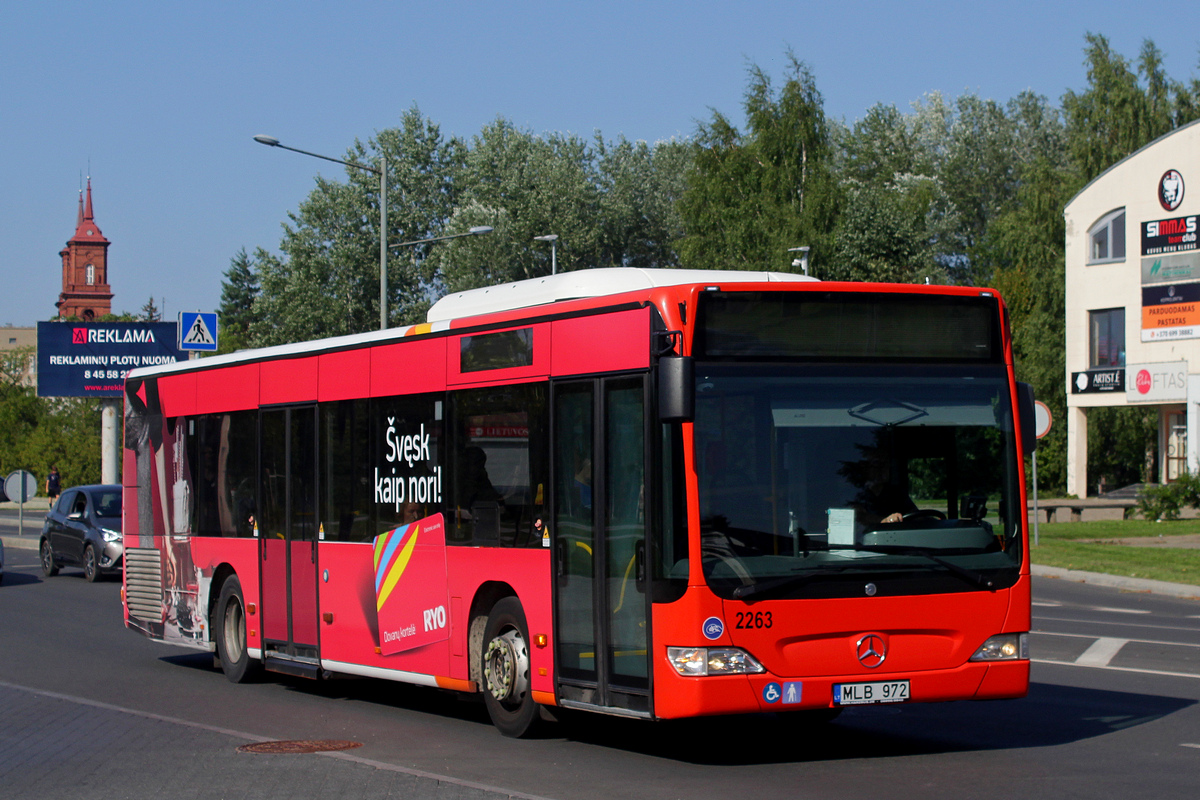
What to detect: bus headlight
<box><xmin>969</xmin><ymin>633</ymin><xmax>1028</xmax><ymax>661</ymax></box>
<box><xmin>102</xmin><ymin>528</ymin><xmax>122</xmax><ymax>543</ymax></box>
<box><xmin>667</xmin><ymin>647</ymin><xmax>766</xmax><ymax>676</ymax></box>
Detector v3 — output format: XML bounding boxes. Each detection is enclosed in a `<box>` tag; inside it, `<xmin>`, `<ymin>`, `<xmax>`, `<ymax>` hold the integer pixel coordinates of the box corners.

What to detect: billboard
<box><xmin>1141</xmin><ymin>282</ymin><xmax>1200</xmax><ymax>342</ymax></box>
<box><xmin>37</xmin><ymin>321</ymin><xmax>185</xmax><ymax>398</ymax></box>
<box><xmin>1125</xmin><ymin>361</ymin><xmax>1188</xmax><ymax>403</ymax></box>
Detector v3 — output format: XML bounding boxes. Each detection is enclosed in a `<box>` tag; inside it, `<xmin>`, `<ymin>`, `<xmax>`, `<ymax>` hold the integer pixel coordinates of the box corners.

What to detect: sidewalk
<box><xmin>1031</xmin><ymin>564</ymin><xmax>1200</xmax><ymax>599</ymax></box>
<box><xmin>2</xmin><ymin>497</ymin><xmax>49</xmax><ymax>549</ymax></box>
<box><xmin>1</xmin><ymin>498</ymin><xmax>51</xmax><ymax>512</ymax></box>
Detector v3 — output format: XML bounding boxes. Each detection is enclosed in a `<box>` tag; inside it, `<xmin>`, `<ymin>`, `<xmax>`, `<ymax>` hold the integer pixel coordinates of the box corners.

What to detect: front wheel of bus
<box><xmin>481</xmin><ymin>597</ymin><xmax>540</xmax><ymax>737</ymax></box>
<box><xmin>215</xmin><ymin>576</ymin><xmax>257</xmax><ymax>683</ymax></box>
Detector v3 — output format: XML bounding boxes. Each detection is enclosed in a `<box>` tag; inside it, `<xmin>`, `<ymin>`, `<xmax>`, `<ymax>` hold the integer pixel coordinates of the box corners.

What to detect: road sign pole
<box><xmin>1032</xmin><ymin>450</ymin><xmax>1038</xmax><ymax>547</ymax></box>
<box><xmin>5</xmin><ymin>470</ymin><xmax>37</xmax><ymax>537</ymax></box>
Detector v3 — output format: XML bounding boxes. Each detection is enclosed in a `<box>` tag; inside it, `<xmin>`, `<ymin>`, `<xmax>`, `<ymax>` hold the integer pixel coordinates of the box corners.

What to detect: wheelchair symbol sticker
<box><xmin>763</xmin><ymin>682</ymin><xmax>782</xmax><ymax>703</ymax></box>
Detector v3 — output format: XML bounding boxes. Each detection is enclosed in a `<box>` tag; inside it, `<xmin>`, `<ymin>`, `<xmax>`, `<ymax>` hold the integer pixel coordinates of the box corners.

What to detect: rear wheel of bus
<box><xmin>215</xmin><ymin>575</ymin><xmax>258</xmax><ymax>683</ymax></box>
<box><xmin>481</xmin><ymin>597</ymin><xmax>540</xmax><ymax>737</ymax></box>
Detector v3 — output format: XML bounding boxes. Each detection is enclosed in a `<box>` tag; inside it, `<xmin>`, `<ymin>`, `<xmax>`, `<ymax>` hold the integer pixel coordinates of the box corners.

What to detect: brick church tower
<box><xmin>57</xmin><ymin>178</ymin><xmax>113</xmax><ymax>320</ymax></box>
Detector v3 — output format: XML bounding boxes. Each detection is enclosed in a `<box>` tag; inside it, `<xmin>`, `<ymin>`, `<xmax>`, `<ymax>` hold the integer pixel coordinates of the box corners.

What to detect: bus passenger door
<box><xmin>553</xmin><ymin>376</ymin><xmax>651</xmax><ymax>716</ymax></box>
<box><xmin>259</xmin><ymin>405</ymin><xmax>320</xmax><ymax>674</ymax></box>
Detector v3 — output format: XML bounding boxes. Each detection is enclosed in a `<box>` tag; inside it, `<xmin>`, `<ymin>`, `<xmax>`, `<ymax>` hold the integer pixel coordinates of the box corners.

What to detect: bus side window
<box><xmin>447</xmin><ymin>384</ymin><xmax>548</xmax><ymax>548</ymax></box>
<box><xmin>368</xmin><ymin>394</ymin><xmax>443</xmax><ymax>541</ymax></box>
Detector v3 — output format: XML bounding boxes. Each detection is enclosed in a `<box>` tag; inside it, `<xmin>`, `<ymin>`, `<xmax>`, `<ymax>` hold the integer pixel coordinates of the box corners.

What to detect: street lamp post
<box><xmin>254</xmin><ymin>135</ymin><xmax>390</xmax><ymax>330</ymax></box>
<box><xmin>392</xmin><ymin>226</ymin><xmax>494</xmax><ymax>250</ymax></box>
<box><xmin>534</xmin><ymin>234</ymin><xmax>558</xmax><ymax>274</ymax></box>
<box><xmin>788</xmin><ymin>245</ymin><xmax>810</xmax><ymax>276</ymax></box>
<box><xmin>392</xmin><ymin>227</ymin><xmax>494</xmax><ymax>303</ymax></box>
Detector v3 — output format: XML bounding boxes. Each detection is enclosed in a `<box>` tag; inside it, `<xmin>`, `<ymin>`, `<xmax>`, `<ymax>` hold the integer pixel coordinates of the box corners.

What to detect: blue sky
<box><xmin>2</xmin><ymin>1</ymin><xmax>1198</xmax><ymax>327</ymax></box>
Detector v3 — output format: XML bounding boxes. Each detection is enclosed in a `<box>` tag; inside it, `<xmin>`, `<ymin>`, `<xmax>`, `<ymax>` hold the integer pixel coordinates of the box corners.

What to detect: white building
<box><xmin>1064</xmin><ymin>118</ymin><xmax>1200</xmax><ymax>496</ymax></box>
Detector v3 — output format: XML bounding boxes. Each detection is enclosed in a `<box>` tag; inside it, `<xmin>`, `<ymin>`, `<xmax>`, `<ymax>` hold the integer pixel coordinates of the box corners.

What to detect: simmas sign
<box><xmin>37</xmin><ymin>322</ymin><xmax>185</xmax><ymax>398</ymax></box>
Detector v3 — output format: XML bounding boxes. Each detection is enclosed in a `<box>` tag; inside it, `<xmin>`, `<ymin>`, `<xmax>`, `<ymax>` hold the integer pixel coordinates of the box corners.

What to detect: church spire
<box><xmin>71</xmin><ymin>177</ymin><xmax>106</xmax><ymax>243</ymax></box>
<box><xmin>59</xmin><ymin>176</ymin><xmax>113</xmax><ymax>320</ymax></box>
<box><xmin>84</xmin><ymin>177</ymin><xmax>95</xmax><ymax>222</ymax></box>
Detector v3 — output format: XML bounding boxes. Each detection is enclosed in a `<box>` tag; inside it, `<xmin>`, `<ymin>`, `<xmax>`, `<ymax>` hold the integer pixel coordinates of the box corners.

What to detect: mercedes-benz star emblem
<box><xmin>856</xmin><ymin>634</ymin><xmax>887</xmax><ymax>668</ymax></box>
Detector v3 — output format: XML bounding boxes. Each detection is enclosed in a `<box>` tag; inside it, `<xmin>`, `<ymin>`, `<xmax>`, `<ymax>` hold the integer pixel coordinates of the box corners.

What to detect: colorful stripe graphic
<box><xmin>373</xmin><ymin>522</ymin><xmax>421</xmax><ymax>611</ymax></box>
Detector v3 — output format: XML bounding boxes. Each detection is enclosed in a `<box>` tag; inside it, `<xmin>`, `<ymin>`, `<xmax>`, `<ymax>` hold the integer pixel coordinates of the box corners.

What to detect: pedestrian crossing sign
<box><xmin>178</xmin><ymin>312</ymin><xmax>218</xmax><ymax>351</ymax></box>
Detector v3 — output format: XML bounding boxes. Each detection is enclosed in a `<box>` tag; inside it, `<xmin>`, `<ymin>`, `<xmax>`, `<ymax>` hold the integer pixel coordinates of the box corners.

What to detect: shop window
<box><xmin>1088</xmin><ymin>209</ymin><xmax>1126</xmax><ymax>264</ymax></box>
<box><xmin>1089</xmin><ymin>308</ymin><xmax>1125</xmax><ymax>368</ymax></box>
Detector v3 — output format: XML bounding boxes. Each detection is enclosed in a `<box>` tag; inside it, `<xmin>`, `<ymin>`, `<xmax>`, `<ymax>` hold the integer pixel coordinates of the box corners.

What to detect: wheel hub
<box><xmin>484</xmin><ymin>629</ymin><xmax>529</xmax><ymax>703</ymax></box>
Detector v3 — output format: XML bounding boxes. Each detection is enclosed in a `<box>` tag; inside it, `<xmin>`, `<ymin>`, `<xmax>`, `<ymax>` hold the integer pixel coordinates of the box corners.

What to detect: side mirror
<box><xmin>659</xmin><ymin>356</ymin><xmax>694</xmax><ymax>422</ymax></box>
<box><xmin>1017</xmin><ymin>382</ymin><xmax>1036</xmax><ymax>456</ymax></box>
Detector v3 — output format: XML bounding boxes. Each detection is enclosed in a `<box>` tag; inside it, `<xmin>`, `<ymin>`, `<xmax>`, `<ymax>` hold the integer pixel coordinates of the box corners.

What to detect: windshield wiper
<box><xmin>731</xmin><ymin>564</ymin><xmax>855</xmax><ymax>601</ymax></box>
<box><xmin>839</xmin><ymin>544</ymin><xmax>996</xmax><ymax>589</ymax></box>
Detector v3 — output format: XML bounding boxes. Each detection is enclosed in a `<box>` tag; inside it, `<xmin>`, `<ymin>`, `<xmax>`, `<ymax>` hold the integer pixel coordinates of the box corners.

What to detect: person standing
<box><xmin>46</xmin><ymin>466</ymin><xmax>61</xmax><ymax>504</ymax></box>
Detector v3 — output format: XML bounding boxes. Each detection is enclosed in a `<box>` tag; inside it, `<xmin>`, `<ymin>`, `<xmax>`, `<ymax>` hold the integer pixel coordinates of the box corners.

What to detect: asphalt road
<box><xmin>2</xmin><ymin>533</ymin><xmax>1199</xmax><ymax>800</ymax></box>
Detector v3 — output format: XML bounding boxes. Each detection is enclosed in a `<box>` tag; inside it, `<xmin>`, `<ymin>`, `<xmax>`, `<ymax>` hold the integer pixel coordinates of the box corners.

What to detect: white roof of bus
<box><xmin>425</xmin><ymin>267</ymin><xmax>817</xmax><ymax>322</ymax></box>
<box><xmin>128</xmin><ymin>267</ymin><xmax>816</xmax><ymax>380</ymax></box>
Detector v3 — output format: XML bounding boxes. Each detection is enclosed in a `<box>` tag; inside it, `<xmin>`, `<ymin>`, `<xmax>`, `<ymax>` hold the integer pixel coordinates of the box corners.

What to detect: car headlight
<box><xmin>101</xmin><ymin>528</ymin><xmax>122</xmax><ymax>543</ymax></box>
<box><xmin>969</xmin><ymin>633</ymin><xmax>1028</xmax><ymax>661</ymax></box>
<box><xmin>667</xmin><ymin>647</ymin><xmax>766</xmax><ymax>676</ymax></box>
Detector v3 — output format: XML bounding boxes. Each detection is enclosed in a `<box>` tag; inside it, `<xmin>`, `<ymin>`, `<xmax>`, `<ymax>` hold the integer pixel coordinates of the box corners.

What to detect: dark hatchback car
<box><xmin>40</xmin><ymin>484</ymin><xmax>123</xmax><ymax>582</ymax></box>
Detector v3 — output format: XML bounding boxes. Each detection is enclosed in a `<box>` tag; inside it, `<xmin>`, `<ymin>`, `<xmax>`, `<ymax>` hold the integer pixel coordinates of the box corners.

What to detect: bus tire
<box><xmin>215</xmin><ymin>576</ymin><xmax>258</xmax><ymax>683</ymax></box>
<box><xmin>481</xmin><ymin>597</ymin><xmax>540</xmax><ymax>738</ymax></box>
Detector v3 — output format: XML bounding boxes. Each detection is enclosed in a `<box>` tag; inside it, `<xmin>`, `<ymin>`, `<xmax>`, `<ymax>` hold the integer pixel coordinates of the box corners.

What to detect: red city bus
<box><xmin>122</xmin><ymin>268</ymin><xmax>1034</xmax><ymax>736</ymax></box>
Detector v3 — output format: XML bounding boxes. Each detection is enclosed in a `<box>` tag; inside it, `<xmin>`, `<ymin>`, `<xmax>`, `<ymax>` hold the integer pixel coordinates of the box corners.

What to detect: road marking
<box><xmin>1031</xmin><ymin>601</ymin><xmax>1061</xmax><ymax>607</ymax></box>
<box><xmin>1034</xmin><ymin>615</ymin><xmax>1200</xmax><ymax>635</ymax></box>
<box><xmin>1035</xmin><ymin>630</ymin><xmax>1200</xmax><ymax>649</ymax></box>
<box><xmin>1093</xmin><ymin>607</ymin><xmax>1152</xmax><ymax>615</ymax></box>
<box><xmin>1182</xmin><ymin>743</ymin><xmax>1200</xmax><ymax>749</ymax></box>
<box><xmin>1033</xmin><ymin>659</ymin><xmax>1200</xmax><ymax>680</ymax></box>
<box><xmin>1074</xmin><ymin>637</ymin><xmax>1129</xmax><ymax>667</ymax></box>
<box><xmin>1032</xmin><ymin>631</ymin><xmax>1200</xmax><ymax>678</ymax></box>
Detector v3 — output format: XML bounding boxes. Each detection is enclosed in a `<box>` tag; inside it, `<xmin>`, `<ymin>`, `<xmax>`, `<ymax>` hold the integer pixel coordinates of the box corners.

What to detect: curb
<box><xmin>3</xmin><ymin>535</ymin><xmax>40</xmax><ymax>551</ymax></box>
<box><xmin>1032</xmin><ymin>564</ymin><xmax>1200</xmax><ymax>600</ymax></box>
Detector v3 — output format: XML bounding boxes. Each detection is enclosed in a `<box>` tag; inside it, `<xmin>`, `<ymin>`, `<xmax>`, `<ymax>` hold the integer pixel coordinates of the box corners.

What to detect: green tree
<box><xmin>249</xmin><ymin>106</ymin><xmax>467</xmax><ymax>345</ymax></box>
<box><xmin>986</xmin><ymin>157</ymin><xmax>1080</xmax><ymax>492</ymax></box>
<box><xmin>217</xmin><ymin>248</ymin><xmax>262</xmax><ymax>354</ymax></box>
<box><xmin>595</xmin><ymin>135</ymin><xmax>689</xmax><ymax>269</ymax></box>
<box><xmin>441</xmin><ymin>119</ymin><xmax>601</xmax><ymax>292</ymax></box>
<box><xmin>677</xmin><ymin>52</ymin><xmax>838</xmax><ymax>273</ymax></box>
<box><xmin>139</xmin><ymin>296</ymin><xmax>161</xmax><ymax>322</ymax></box>
<box><xmin>0</xmin><ymin>347</ymin><xmax>102</xmax><ymax>490</ymax></box>
<box><xmin>432</xmin><ymin>122</ymin><xmax>691</xmax><ymax>296</ymax></box>
<box><xmin>1062</xmin><ymin>34</ymin><xmax>1196</xmax><ymax>183</ymax></box>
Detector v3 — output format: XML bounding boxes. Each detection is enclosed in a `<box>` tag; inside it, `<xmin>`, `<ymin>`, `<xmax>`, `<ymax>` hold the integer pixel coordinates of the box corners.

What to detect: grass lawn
<box><xmin>1030</xmin><ymin>519</ymin><xmax>1200</xmax><ymax>586</ymax></box>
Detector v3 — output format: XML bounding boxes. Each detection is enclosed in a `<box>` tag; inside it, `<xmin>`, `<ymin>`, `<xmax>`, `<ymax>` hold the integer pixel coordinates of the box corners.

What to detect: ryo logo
<box><xmin>1137</xmin><ymin>369</ymin><xmax>1152</xmax><ymax>395</ymax></box>
<box><xmin>73</xmin><ymin>328</ymin><xmax>87</xmax><ymax>344</ymax></box>
<box><xmin>702</xmin><ymin>616</ymin><xmax>724</xmax><ymax>640</ymax></box>
<box><xmin>422</xmin><ymin>605</ymin><xmax>447</xmax><ymax>632</ymax></box>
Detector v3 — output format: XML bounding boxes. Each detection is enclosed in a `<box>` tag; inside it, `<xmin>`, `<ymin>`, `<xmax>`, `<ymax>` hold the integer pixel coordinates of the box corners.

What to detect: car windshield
<box><xmin>693</xmin><ymin>364</ymin><xmax>1023</xmax><ymax>599</ymax></box>
<box><xmin>90</xmin><ymin>490</ymin><xmax>121</xmax><ymax>519</ymax></box>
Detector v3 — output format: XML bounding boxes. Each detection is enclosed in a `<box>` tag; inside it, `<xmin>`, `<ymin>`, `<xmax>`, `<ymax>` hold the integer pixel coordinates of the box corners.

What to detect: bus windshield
<box><xmin>693</xmin><ymin>364</ymin><xmax>1023</xmax><ymax>600</ymax></box>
